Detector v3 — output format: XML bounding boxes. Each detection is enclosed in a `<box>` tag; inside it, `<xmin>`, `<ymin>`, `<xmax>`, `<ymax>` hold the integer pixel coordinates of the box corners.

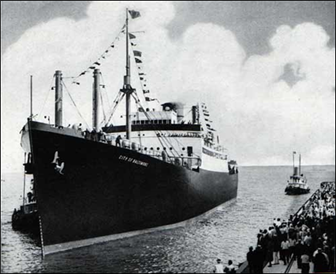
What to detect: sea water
<box><xmin>1</xmin><ymin>166</ymin><xmax>335</xmax><ymax>273</ymax></box>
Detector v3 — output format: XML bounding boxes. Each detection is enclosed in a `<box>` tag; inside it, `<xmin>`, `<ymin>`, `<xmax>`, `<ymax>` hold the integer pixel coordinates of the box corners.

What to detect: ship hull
<box><xmin>28</xmin><ymin>122</ymin><xmax>238</xmax><ymax>254</ymax></box>
<box><xmin>285</xmin><ymin>186</ymin><xmax>310</xmax><ymax>195</ymax></box>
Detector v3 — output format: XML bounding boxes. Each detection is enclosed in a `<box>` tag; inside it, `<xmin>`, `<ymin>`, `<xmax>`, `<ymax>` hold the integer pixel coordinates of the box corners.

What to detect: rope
<box><xmin>104</xmin><ymin>92</ymin><xmax>125</xmax><ymax>127</ymax></box>
<box><xmin>71</xmin><ymin>22</ymin><xmax>126</xmax><ymax>84</ymax></box>
<box><xmin>38</xmin><ymin>75</ymin><xmax>55</xmax><ymax>118</ymax></box>
<box><xmin>99</xmin><ymin>87</ymin><xmax>107</xmax><ymax>125</ymax></box>
<box><xmin>61</xmin><ymin>80</ymin><xmax>89</xmax><ymax>128</ymax></box>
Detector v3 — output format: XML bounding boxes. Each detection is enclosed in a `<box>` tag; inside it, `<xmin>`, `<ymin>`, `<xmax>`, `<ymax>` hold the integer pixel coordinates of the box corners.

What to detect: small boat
<box><xmin>285</xmin><ymin>152</ymin><xmax>310</xmax><ymax>195</ymax></box>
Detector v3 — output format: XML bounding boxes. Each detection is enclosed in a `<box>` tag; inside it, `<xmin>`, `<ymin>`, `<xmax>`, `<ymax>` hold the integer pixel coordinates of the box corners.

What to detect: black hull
<box><xmin>12</xmin><ymin>208</ymin><xmax>39</xmax><ymax>235</ymax></box>
<box><xmin>285</xmin><ymin>186</ymin><xmax>310</xmax><ymax>195</ymax></box>
<box><xmin>28</xmin><ymin>122</ymin><xmax>238</xmax><ymax>253</ymax></box>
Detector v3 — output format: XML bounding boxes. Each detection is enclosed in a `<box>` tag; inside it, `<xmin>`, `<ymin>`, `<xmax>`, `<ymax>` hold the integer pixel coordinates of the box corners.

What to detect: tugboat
<box><xmin>12</xmin><ymin>152</ymin><xmax>39</xmax><ymax>234</ymax></box>
<box><xmin>285</xmin><ymin>152</ymin><xmax>310</xmax><ymax>195</ymax></box>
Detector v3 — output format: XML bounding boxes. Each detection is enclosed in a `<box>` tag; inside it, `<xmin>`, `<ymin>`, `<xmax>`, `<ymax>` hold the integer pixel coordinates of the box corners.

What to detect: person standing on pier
<box><xmin>254</xmin><ymin>245</ymin><xmax>264</xmax><ymax>273</ymax></box>
<box><xmin>267</xmin><ymin>237</ymin><xmax>274</xmax><ymax>267</ymax></box>
<box><xmin>281</xmin><ymin>238</ymin><xmax>290</xmax><ymax>265</ymax></box>
<box><xmin>300</xmin><ymin>251</ymin><xmax>310</xmax><ymax>274</ymax></box>
<box><xmin>213</xmin><ymin>259</ymin><xmax>224</xmax><ymax>273</ymax></box>
<box><xmin>224</xmin><ymin>260</ymin><xmax>236</xmax><ymax>273</ymax></box>
<box><xmin>246</xmin><ymin>246</ymin><xmax>255</xmax><ymax>273</ymax></box>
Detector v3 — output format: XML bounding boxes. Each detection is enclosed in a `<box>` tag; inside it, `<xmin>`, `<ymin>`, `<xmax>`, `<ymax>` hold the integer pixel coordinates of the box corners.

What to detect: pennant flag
<box><xmin>102</xmin><ymin>56</ymin><xmax>106</xmax><ymax>59</ymax></box>
<box><xmin>139</xmin><ymin>72</ymin><xmax>146</xmax><ymax>76</ymax></box>
<box><xmin>293</xmin><ymin>151</ymin><xmax>296</xmax><ymax>154</ymax></box>
<box><xmin>131</xmin><ymin>42</ymin><xmax>137</xmax><ymax>46</ymax></box>
<box><xmin>89</xmin><ymin>66</ymin><xmax>96</xmax><ymax>70</ymax></box>
<box><xmin>105</xmin><ymin>50</ymin><xmax>109</xmax><ymax>53</ymax></box>
<box><xmin>143</xmin><ymin>90</ymin><xmax>150</xmax><ymax>94</ymax></box>
<box><xmin>145</xmin><ymin>97</ymin><xmax>155</xmax><ymax>102</ymax></box>
<box><xmin>135</xmin><ymin>58</ymin><xmax>142</xmax><ymax>63</ymax></box>
<box><xmin>129</xmin><ymin>33</ymin><xmax>136</xmax><ymax>39</ymax></box>
<box><xmin>133</xmin><ymin>50</ymin><xmax>142</xmax><ymax>57</ymax></box>
<box><xmin>79</xmin><ymin>71</ymin><xmax>86</xmax><ymax>76</ymax></box>
<box><xmin>94</xmin><ymin>62</ymin><xmax>101</xmax><ymax>66</ymax></box>
<box><xmin>128</xmin><ymin>10</ymin><xmax>141</xmax><ymax>19</ymax></box>
<box><xmin>73</xmin><ymin>82</ymin><xmax>80</xmax><ymax>85</ymax></box>
<box><xmin>111</xmin><ymin>45</ymin><xmax>114</xmax><ymax>48</ymax></box>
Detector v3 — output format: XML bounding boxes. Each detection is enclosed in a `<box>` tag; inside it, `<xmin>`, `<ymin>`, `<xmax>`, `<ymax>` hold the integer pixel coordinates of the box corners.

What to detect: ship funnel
<box><xmin>55</xmin><ymin>70</ymin><xmax>63</xmax><ymax>126</ymax></box>
<box><xmin>294</xmin><ymin>167</ymin><xmax>299</xmax><ymax>176</ymax></box>
<box><xmin>93</xmin><ymin>69</ymin><xmax>100</xmax><ymax>130</ymax></box>
<box><xmin>174</xmin><ymin>103</ymin><xmax>185</xmax><ymax>123</ymax></box>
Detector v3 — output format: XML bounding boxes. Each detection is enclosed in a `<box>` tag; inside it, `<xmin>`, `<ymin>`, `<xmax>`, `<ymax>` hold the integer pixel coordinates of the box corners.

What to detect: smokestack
<box><xmin>55</xmin><ymin>70</ymin><xmax>63</xmax><ymax>126</ymax></box>
<box><xmin>192</xmin><ymin>105</ymin><xmax>198</xmax><ymax>124</ymax></box>
<box><xmin>93</xmin><ymin>69</ymin><xmax>100</xmax><ymax>130</ymax></box>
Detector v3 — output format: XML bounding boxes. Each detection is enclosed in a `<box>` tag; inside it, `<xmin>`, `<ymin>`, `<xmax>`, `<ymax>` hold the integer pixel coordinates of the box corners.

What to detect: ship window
<box><xmin>182</xmin><ymin>147</ymin><xmax>185</xmax><ymax>151</ymax></box>
<box><xmin>163</xmin><ymin>147</ymin><xmax>166</xmax><ymax>150</ymax></box>
<box><xmin>150</xmin><ymin>147</ymin><xmax>153</xmax><ymax>150</ymax></box>
<box><xmin>138</xmin><ymin>134</ymin><xmax>141</xmax><ymax>137</ymax></box>
<box><xmin>143</xmin><ymin>134</ymin><xmax>145</xmax><ymax>136</ymax></box>
<box><xmin>157</xmin><ymin>147</ymin><xmax>160</xmax><ymax>150</ymax></box>
<box><xmin>158</xmin><ymin>120</ymin><xmax>162</xmax><ymax>124</ymax></box>
<box><xmin>141</xmin><ymin>120</ymin><xmax>144</xmax><ymax>125</ymax></box>
<box><xmin>170</xmin><ymin>147</ymin><xmax>173</xmax><ymax>150</ymax></box>
<box><xmin>144</xmin><ymin>147</ymin><xmax>147</xmax><ymax>151</ymax></box>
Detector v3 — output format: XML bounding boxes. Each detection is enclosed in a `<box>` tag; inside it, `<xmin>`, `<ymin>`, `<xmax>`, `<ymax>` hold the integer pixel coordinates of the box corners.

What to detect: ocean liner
<box><xmin>14</xmin><ymin>9</ymin><xmax>238</xmax><ymax>256</ymax></box>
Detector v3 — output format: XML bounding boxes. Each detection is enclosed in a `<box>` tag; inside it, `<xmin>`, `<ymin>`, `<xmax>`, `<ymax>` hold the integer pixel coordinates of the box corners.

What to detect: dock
<box><xmin>237</xmin><ymin>181</ymin><xmax>335</xmax><ymax>273</ymax></box>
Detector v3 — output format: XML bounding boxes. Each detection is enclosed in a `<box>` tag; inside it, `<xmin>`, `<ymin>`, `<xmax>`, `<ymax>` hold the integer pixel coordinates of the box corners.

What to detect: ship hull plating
<box><xmin>29</xmin><ymin>122</ymin><xmax>238</xmax><ymax>254</ymax></box>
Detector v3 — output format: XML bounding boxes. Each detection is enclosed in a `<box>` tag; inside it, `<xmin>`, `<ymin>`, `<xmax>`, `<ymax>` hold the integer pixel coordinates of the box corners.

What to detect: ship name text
<box><xmin>119</xmin><ymin>155</ymin><xmax>149</xmax><ymax>167</ymax></box>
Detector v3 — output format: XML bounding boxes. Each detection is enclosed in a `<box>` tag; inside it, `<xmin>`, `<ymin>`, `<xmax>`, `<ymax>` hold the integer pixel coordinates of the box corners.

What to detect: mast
<box><xmin>293</xmin><ymin>151</ymin><xmax>295</xmax><ymax>175</ymax></box>
<box><xmin>55</xmin><ymin>70</ymin><xmax>63</xmax><ymax>126</ymax></box>
<box><xmin>120</xmin><ymin>8</ymin><xmax>135</xmax><ymax>140</ymax></box>
<box><xmin>30</xmin><ymin>75</ymin><xmax>33</xmax><ymax>119</ymax></box>
<box><xmin>93</xmin><ymin>69</ymin><xmax>100</xmax><ymax>130</ymax></box>
<box><xmin>299</xmin><ymin>153</ymin><xmax>301</xmax><ymax>175</ymax></box>
<box><xmin>22</xmin><ymin>152</ymin><xmax>26</xmax><ymax>207</ymax></box>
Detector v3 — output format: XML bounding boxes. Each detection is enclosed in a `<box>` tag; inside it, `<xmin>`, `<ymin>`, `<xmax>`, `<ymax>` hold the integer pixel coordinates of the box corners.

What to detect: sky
<box><xmin>1</xmin><ymin>1</ymin><xmax>335</xmax><ymax>172</ymax></box>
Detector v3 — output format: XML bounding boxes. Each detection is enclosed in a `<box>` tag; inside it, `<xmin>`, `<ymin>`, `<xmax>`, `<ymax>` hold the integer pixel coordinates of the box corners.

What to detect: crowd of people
<box><xmin>246</xmin><ymin>182</ymin><xmax>335</xmax><ymax>273</ymax></box>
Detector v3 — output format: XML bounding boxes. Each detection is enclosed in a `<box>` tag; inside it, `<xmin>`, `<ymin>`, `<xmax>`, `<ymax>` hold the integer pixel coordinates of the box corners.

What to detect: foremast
<box><xmin>120</xmin><ymin>8</ymin><xmax>135</xmax><ymax>140</ymax></box>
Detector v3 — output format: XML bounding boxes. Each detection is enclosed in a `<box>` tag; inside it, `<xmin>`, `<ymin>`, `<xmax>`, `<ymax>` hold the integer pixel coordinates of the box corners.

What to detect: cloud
<box><xmin>1</xmin><ymin>2</ymin><xmax>335</xmax><ymax>172</ymax></box>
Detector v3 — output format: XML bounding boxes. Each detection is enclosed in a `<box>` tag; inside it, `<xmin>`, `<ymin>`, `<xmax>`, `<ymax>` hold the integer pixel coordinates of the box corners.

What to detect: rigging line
<box><xmin>105</xmin><ymin>92</ymin><xmax>123</xmax><ymax>125</ymax></box>
<box><xmin>132</xmin><ymin>93</ymin><xmax>176</xmax><ymax>156</ymax></box>
<box><xmin>129</xmin><ymin>38</ymin><xmax>155</xmax><ymax>101</ymax></box>
<box><xmin>61</xmin><ymin>80</ymin><xmax>89</xmax><ymax>128</ymax></box>
<box><xmin>73</xmin><ymin>23</ymin><xmax>126</xmax><ymax>81</ymax></box>
<box><xmin>38</xmin><ymin>75</ymin><xmax>55</xmax><ymax>117</ymax></box>
<box><xmin>99</xmin><ymin>73</ymin><xmax>111</xmax><ymax>111</ymax></box>
<box><xmin>131</xmin><ymin>93</ymin><xmax>143</xmax><ymax>148</ymax></box>
<box><xmin>142</xmin><ymin>96</ymin><xmax>192</xmax><ymax>155</ymax></box>
<box><xmin>99</xmin><ymin>88</ymin><xmax>107</xmax><ymax>125</ymax></box>
<box><xmin>133</xmin><ymin>100</ymin><xmax>178</xmax><ymax>158</ymax></box>
<box><xmin>104</xmin><ymin>92</ymin><xmax>125</xmax><ymax>126</ymax></box>
<box><xmin>133</xmin><ymin>96</ymin><xmax>181</xmax><ymax>158</ymax></box>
